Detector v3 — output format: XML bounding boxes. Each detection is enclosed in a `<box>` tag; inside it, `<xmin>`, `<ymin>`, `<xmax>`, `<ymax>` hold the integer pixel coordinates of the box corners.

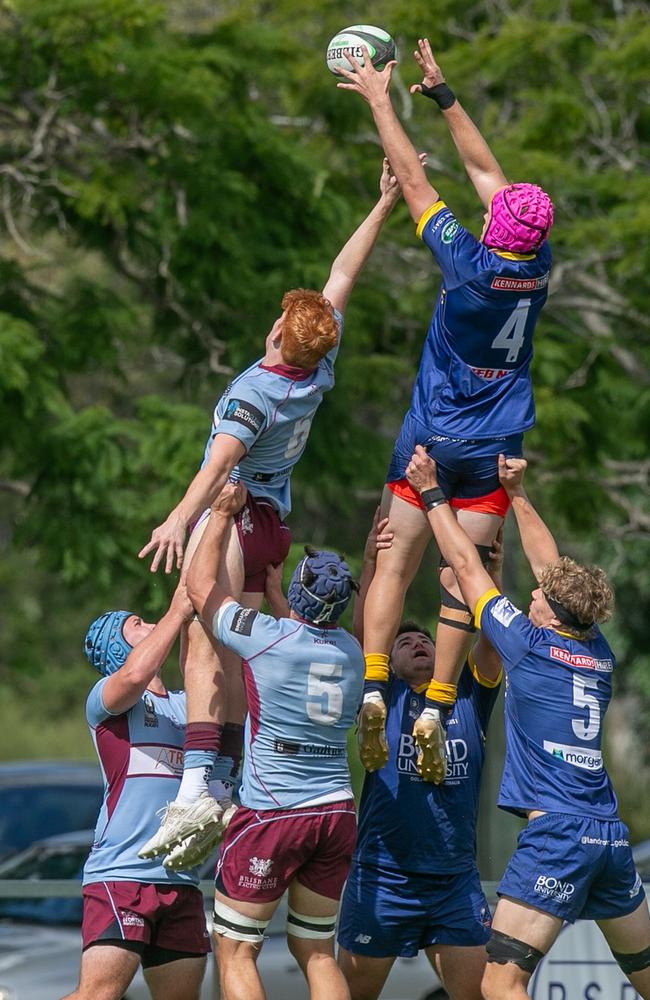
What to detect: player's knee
<box><xmin>612</xmin><ymin>942</ymin><xmax>650</xmax><ymax>975</ymax></box>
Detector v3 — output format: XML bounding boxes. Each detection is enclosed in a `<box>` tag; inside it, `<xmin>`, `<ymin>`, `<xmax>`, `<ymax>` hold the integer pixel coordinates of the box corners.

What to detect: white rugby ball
<box><xmin>326</xmin><ymin>24</ymin><xmax>396</xmax><ymax>76</ymax></box>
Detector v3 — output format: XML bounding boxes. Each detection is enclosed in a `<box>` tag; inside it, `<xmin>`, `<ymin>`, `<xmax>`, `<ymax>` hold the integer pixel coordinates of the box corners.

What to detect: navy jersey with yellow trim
<box><xmin>353</xmin><ymin>660</ymin><xmax>501</xmax><ymax>874</ymax></box>
<box><xmin>411</xmin><ymin>202</ymin><xmax>552</xmax><ymax>440</ymax></box>
<box><xmin>475</xmin><ymin>589</ymin><xmax>618</xmax><ymax>820</ymax></box>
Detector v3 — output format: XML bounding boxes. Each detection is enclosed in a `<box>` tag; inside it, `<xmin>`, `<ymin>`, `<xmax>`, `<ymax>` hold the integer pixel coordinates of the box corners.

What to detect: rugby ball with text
<box><xmin>326</xmin><ymin>25</ymin><xmax>396</xmax><ymax>76</ymax></box>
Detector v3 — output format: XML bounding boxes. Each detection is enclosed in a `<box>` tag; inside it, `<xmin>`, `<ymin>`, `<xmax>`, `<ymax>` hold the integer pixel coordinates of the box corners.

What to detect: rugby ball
<box><xmin>326</xmin><ymin>24</ymin><xmax>396</xmax><ymax>76</ymax></box>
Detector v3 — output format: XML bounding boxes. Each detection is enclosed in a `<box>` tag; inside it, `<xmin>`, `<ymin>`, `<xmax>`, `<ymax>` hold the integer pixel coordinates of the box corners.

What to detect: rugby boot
<box><xmin>357</xmin><ymin>692</ymin><xmax>388</xmax><ymax>772</ymax></box>
<box><xmin>138</xmin><ymin>791</ymin><xmax>222</xmax><ymax>859</ymax></box>
<box><xmin>413</xmin><ymin>708</ymin><xmax>447</xmax><ymax>784</ymax></box>
<box><xmin>163</xmin><ymin>801</ymin><xmax>238</xmax><ymax>871</ymax></box>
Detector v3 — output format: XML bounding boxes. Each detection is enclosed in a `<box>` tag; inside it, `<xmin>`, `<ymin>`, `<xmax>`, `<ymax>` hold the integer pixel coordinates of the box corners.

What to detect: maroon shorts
<box><xmin>235</xmin><ymin>493</ymin><xmax>291</xmax><ymax>593</ymax></box>
<box><xmin>216</xmin><ymin>799</ymin><xmax>357</xmax><ymax>902</ymax></box>
<box><xmin>82</xmin><ymin>881</ymin><xmax>210</xmax><ymax>958</ymax></box>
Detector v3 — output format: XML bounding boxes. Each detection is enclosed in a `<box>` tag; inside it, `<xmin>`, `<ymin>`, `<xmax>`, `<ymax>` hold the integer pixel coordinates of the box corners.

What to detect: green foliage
<box><xmin>1</xmin><ymin>0</ymin><xmax>649</xmax><ymax>831</ymax></box>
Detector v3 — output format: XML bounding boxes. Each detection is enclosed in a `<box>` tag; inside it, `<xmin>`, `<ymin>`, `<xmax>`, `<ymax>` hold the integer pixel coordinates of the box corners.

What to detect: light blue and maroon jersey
<box><xmin>83</xmin><ymin>681</ymin><xmax>199</xmax><ymax>886</ymax></box>
<box><xmin>409</xmin><ymin>202</ymin><xmax>552</xmax><ymax>440</ymax></box>
<box><xmin>354</xmin><ymin>659</ymin><xmax>500</xmax><ymax>874</ymax></box>
<box><xmin>475</xmin><ymin>589</ymin><xmax>619</xmax><ymax>819</ymax></box>
<box><xmin>213</xmin><ymin>601</ymin><xmax>364</xmax><ymax>811</ymax></box>
<box><xmin>200</xmin><ymin>310</ymin><xmax>343</xmax><ymax>520</ymax></box>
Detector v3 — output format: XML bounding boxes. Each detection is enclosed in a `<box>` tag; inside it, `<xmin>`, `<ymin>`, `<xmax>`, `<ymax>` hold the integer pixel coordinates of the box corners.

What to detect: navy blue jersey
<box><xmin>354</xmin><ymin>659</ymin><xmax>501</xmax><ymax>874</ymax></box>
<box><xmin>475</xmin><ymin>589</ymin><xmax>619</xmax><ymax>819</ymax></box>
<box><xmin>410</xmin><ymin>202</ymin><xmax>552</xmax><ymax>440</ymax></box>
<box><xmin>213</xmin><ymin>601</ymin><xmax>364</xmax><ymax>810</ymax></box>
<box><xmin>201</xmin><ymin>310</ymin><xmax>343</xmax><ymax>519</ymax></box>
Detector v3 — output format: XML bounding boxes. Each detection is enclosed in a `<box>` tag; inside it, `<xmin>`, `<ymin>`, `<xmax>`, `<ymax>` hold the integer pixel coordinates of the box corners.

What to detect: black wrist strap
<box><xmin>420</xmin><ymin>486</ymin><xmax>447</xmax><ymax>511</ymax></box>
<box><xmin>420</xmin><ymin>83</ymin><xmax>456</xmax><ymax>110</ymax></box>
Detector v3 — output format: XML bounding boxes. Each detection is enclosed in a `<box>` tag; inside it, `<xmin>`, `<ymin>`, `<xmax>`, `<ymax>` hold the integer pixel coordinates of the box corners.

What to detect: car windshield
<box><xmin>0</xmin><ymin>784</ymin><xmax>102</xmax><ymax>858</ymax></box>
<box><xmin>0</xmin><ymin>844</ymin><xmax>90</xmax><ymax>925</ymax></box>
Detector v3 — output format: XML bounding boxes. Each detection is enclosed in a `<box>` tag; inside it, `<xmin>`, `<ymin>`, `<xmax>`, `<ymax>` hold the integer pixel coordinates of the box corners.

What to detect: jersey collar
<box><xmin>259</xmin><ymin>362</ymin><xmax>315</xmax><ymax>381</ymax></box>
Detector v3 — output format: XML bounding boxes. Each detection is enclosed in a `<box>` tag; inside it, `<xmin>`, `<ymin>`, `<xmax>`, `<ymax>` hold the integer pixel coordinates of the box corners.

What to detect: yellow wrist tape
<box><xmin>364</xmin><ymin>653</ymin><xmax>390</xmax><ymax>684</ymax></box>
<box><xmin>425</xmin><ymin>679</ymin><xmax>457</xmax><ymax>705</ymax></box>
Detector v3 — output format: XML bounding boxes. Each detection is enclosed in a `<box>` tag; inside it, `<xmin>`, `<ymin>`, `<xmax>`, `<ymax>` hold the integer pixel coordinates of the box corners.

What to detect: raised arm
<box><xmin>498</xmin><ymin>455</ymin><xmax>560</xmax><ymax>580</ymax></box>
<box><xmin>322</xmin><ymin>158</ymin><xmax>402</xmax><ymax>314</ymax></box>
<box><xmin>336</xmin><ymin>57</ymin><xmax>439</xmax><ymax>223</ymax></box>
<box><xmin>101</xmin><ymin>584</ymin><xmax>194</xmax><ymax>715</ymax></box>
<box><xmin>353</xmin><ymin>508</ymin><xmax>394</xmax><ymax>644</ymax></box>
<box><xmin>186</xmin><ymin>482</ymin><xmax>247</xmax><ymax>625</ymax></box>
<box><xmin>411</xmin><ymin>38</ymin><xmax>508</xmax><ymax>209</ymax></box>
<box><xmin>405</xmin><ymin>446</ymin><xmax>494</xmax><ymax>613</ymax></box>
<box><xmin>138</xmin><ymin>434</ymin><xmax>245</xmax><ymax>574</ymax></box>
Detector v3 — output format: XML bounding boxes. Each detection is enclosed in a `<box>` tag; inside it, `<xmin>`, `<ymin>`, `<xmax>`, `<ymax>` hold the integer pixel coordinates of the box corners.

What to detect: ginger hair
<box><xmin>280</xmin><ymin>289</ymin><xmax>339</xmax><ymax>369</ymax></box>
<box><xmin>539</xmin><ymin>556</ymin><xmax>614</xmax><ymax>626</ymax></box>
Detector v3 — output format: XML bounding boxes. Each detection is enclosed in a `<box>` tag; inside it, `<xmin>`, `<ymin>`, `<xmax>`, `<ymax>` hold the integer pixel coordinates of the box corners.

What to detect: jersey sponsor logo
<box><xmin>489</xmin><ymin>596</ymin><xmax>521</xmax><ymax>628</ymax></box>
<box><xmin>469</xmin><ymin>366</ymin><xmax>512</xmax><ymax>380</ymax></box>
<box><xmin>249</xmin><ymin>856</ymin><xmax>273</xmax><ymax>877</ymax></box>
<box><xmin>534</xmin><ymin>874</ymin><xmax>575</xmax><ymax>902</ymax></box>
<box><xmin>441</xmin><ymin>219</ymin><xmax>459</xmax><ymax>244</ymax></box>
<box><xmin>120</xmin><ymin>910</ymin><xmax>145</xmax><ymax>927</ymax></box>
<box><xmin>543</xmin><ymin>739</ymin><xmax>603</xmax><ymax>771</ymax></box>
<box><xmin>127</xmin><ymin>744</ymin><xmax>184</xmax><ymax>778</ymax></box>
<box><xmin>238</xmin><ymin>856</ymin><xmax>278</xmax><ymax>892</ymax></box>
<box><xmin>230</xmin><ymin>607</ymin><xmax>258</xmax><ymax>636</ymax></box>
<box><xmin>580</xmin><ymin>835</ymin><xmax>629</xmax><ymax>847</ymax></box>
<box><xmin>550</xmin><ymin>646</ymin><xmax>613</xmax><ymax>673</ymax></box>
<box><xmin>490</xmin><ymin>273</ymin><xmax>550</xmax><ymax>291</ymax></box>
<box><xmin>273</xmin><ymin>737</ymin><xmax>345</xmax><ymax>758</ymax></box>
<box><xmin>398</xmin><ymin>733</ymin><xmax>469</xmax><ymax>781</ymax></box>
<box><xmin>142</xmin><ymin>693</ymin><xmax>158</xmax><ymax>728</ymax></box>
<box><xmin>224</xmin><ymin>397</ymin><xmax>265</xmax><ymax>435</ymax></box>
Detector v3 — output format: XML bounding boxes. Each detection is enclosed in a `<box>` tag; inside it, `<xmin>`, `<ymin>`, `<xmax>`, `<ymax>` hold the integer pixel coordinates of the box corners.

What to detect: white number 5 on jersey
<box><xmin>285</xmin><ymin>416</ymin><xmax>313</xmax><ymax>460</ymax></box>
<box><xmin>306</xmin><ymin>662</ymin><xmax>343</xmax><ymax>725</ymax></box>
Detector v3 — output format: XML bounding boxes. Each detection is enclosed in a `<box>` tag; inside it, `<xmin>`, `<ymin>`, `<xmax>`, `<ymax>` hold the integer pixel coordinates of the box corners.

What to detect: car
<box><xmin>0</xmin><ymin>761</ymin><xmax>103</xmax><ymax>862</ymax></box>
<box><xmin>0</xmin><ymin>830</ymin><xmax>448</xmax><ymax>1000</ymax></box>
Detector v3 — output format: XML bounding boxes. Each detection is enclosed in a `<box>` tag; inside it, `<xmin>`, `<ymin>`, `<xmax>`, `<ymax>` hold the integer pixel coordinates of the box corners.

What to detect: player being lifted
<box><xmin>138</xmin><ymin>160</ymin><xmax>404</xmax><ymax>862</ymax></box>
<box><xmin>406</xmin><ymin>447</ymin><xmax>650</xmax><ymax>999</ymax></box>
<box><xmin>337</xmin><ymin>39</ymin><xmax>554</xmax><ymax>781</ymax></box>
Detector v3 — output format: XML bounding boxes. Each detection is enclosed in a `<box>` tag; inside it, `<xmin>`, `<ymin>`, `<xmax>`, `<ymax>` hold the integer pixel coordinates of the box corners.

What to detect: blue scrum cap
<box><xmin>84</xmin><ymin>610</ymin><xmax>135</xmax><ymax>676</ymax></box>
<box><xmin>287</xmin><ymin>546</ymin><xmax>357</xmax><ymax>625</ymax></box>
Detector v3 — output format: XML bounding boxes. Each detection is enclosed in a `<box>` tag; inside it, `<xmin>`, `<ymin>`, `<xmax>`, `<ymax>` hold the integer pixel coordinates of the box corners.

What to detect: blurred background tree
<box><xmin>1</xmin><ymin>0</ymin><xmax>648</xmax><ymax>861</ymax></box>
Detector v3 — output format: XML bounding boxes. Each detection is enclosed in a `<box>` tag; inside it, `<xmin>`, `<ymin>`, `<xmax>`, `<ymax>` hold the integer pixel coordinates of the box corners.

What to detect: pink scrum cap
<box><xmin>483</xmin><ymin>183</ymin><xmax>554</xmax><ymax>253</ymax></box>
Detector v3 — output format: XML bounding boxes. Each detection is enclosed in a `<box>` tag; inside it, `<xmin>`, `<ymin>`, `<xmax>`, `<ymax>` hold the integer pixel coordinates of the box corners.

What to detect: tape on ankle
<box><xmin>425</xmin><ymin>680</ymin><xmax>457</xmax><ymax>706</ymax></box>
<box><xmin>184</xmin><ymin>722</ymin><xmax>223</xmax><ymax>753</ymax></box>
<box><xmin>364</xmin><ymin>653</ymin><xmax>390</xmax><ymax>684</ymax></box>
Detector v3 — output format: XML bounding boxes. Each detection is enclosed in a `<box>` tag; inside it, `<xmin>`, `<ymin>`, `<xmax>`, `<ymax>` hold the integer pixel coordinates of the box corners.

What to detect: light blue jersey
<box><xmin>213</xmin><ymin>601</ymin><xmax>364</xmax><ymax>810</ymax></box>
<box><xmin>83</xmin><ymin>681</ymin><xmax>199</xmax><ymax>886</ymax></box>
<box><xmin>201</xmin><ymin>311</ymin><xmax>343</xmax><ymax>520</ymax></box>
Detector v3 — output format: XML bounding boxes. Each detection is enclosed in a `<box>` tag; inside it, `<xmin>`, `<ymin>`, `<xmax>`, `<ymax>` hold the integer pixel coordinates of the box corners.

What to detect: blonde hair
<box><xmin>539</xmin><ymin>556</ymin><xmax>614</xmax><ymax>626</ymax></box>
<box><xmin>280</xmin><ymin>289</ymin><xmax>339</xmax><ymax>369</ymax></box>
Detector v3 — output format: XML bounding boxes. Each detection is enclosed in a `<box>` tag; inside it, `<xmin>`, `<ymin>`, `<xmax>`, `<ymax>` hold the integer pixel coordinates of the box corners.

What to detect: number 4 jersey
<box><xmin>411</xmin><ymin>202</ymin><xmax>552</xmax><ymax>440</ymax></box>
<box><xmin>212</xmin><ymin>601</ymin><xmax>365</xmax><ymax>811</ymax></box>
<box><xmin>475</xmin><ymin>589</ymin><xmax>619</xmax><ymax>820</ymax></box>
<box><xmin>200</xmin><ymin>310</ymin><xmax>343</xmax><ymax>520</ymax></box>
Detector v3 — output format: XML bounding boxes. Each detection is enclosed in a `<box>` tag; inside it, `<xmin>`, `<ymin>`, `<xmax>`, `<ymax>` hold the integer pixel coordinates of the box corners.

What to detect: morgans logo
<box><xmin>543</xmin><ymin>740</ymin><xmax>603</xmax><ymax>771</ymax></box>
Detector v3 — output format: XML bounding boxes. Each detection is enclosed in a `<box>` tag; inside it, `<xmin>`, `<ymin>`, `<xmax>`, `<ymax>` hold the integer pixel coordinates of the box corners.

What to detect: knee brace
<box><xmin>286</xmin><ymin>907</ymin><xmax>337</xmax><ymax>940</ymax></box>
<box><xmin>213</xmin><ymin>898</ymin><xmax>270</xmax><ymax>943</ymax></box>
<box><xmin>612</xmin><ymin>942</ymin><xmax>650</xmax><ymax>975</ymax></box>
<box><xmin>486</xmin><ymin>929</ymin><xmax>544</xmax><ymax>974</ymax></box>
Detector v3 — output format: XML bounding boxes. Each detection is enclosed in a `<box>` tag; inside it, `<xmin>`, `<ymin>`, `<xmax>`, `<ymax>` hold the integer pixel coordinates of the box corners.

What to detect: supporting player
<box><xmin>337</xmin><ymin>519</ymin><xmax>503</xmax><ymax>1000</ymax></box>
<box><xmin>336</xmin><ymin>38</ymin><xmax>554</xmax><ymax>782</ymax></box>
<box><xmin>65</xmin><ymin>584</ymin><xmax>211</xmax><ymax>1000</ymax></box>
<box><xmin>138</xmin><ymin>160</ymin><xmax>404</xmax><ymax>858</ymax></box>
<box><xmin>405</xmin><ymin>445</ymin><xmax>650</xmax><ymax>999</ymax></box>
<box><xmin>185</xmin><ymin>483</ymin><xmax>364</xmax><ymax>1000</ymax></box>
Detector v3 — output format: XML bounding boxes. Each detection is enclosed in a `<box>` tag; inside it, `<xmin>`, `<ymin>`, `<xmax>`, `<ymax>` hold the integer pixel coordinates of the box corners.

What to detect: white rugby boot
<box><xmin>163</xmin><ymin>800</ymin><xmax>238</xmax><ymax>871</ymax></box>
<box><xmin>413</xmin><ymin>708</ymin><xmax>447</xmax><ymax>784</ymax></box>
<box><xmin>138</xmin><ymin>791</ymin><xmax>223</xmax><ymax>860</ymax></box>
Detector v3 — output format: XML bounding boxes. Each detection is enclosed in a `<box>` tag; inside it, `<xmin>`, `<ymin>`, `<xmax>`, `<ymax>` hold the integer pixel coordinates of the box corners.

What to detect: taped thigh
<box><xmin>286</xmin><ymin>907</ymin><xmax>337</xmax><ymax>940</ymax></box>
<box><xmin>486</xmin><ymin>929</ymin><xmax>544</xmax><ymax>974</ymax></box>
<box><xmin>212</xmin><ymin>898</ymin><xmax>270</xmax><ymax>944</ymax></box>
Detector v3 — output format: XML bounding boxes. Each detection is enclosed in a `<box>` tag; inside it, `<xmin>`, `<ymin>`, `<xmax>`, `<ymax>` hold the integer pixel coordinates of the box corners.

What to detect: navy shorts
<box><xmin>337</xmin><ymin>861</ymin><xmax>492</xmax><ymax>958</ymax></box>
<box><xmin>498</xmin><ymin>813</ymin><xmax>644</xmax><ymax>923</ymax></box>
<box><xmin>386</xmin><ymin>410</ymin><xmax>522</xmax><ymax>511</ymax></box>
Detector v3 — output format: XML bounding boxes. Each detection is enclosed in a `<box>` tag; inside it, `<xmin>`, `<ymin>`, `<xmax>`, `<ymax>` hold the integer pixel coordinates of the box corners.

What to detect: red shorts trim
<box><xmin>216</xmin><ymin>800</ymin><xmax>357</xmax><ymax>903</ymax></box>
<box><xmin>81</xmin><ymin>881</ymin><xmax>210</xmax><ymax>954</ymax></box>
<box><xmin>387</xmin><ymin>478</ymin><xmax>510</xmax><ymax>517</ymax></box>
<box><xmin>235</xmin><ymin>494</ymin><xmax>292</xmax><ymax>593</ymax></box>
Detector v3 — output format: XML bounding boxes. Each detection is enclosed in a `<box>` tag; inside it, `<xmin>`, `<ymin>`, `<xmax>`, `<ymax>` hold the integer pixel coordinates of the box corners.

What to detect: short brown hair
<box><xmin>539</xmin><ymin>556</ymin><xmax>614</xmax><ymax>626</ymax></box>
<box><xmin>280</xmin><ymin>289</ymin><xmax>339</xmax><ymax>369</ymax></box>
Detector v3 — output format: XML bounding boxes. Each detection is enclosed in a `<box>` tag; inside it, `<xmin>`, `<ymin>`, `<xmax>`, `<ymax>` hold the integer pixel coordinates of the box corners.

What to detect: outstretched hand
<box><xmin>498</xmin><ymin>454</ymin><xmax>528</xmax><ymax>495</ymax></box>
<box><xmin>410</xmin><ymin>38</ymin><xmax>445</xmax><ymax>95</ymax></box>
<box><xmin>379</xmin><ymin>153</ymin><xmax>427</xmax><ymax>206</ymax></box>
<box><xmin>211</xmin><ymin>481</ymin><xmax>247</xmax><ymax>517</ymax></box>
<box><xmin>335</xmin><ymin>45</ymin><xmax>397</xmax><ymax>105</ymax></box>
<box><xmin>406</xmin><ymin>445</ymin><xmax>439</xmax><ymax>493</ymax></box>
<box><xmin>138</xmin><ymin>512</ymin><xmax>187</xmax><ymax>575</ymax></box>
